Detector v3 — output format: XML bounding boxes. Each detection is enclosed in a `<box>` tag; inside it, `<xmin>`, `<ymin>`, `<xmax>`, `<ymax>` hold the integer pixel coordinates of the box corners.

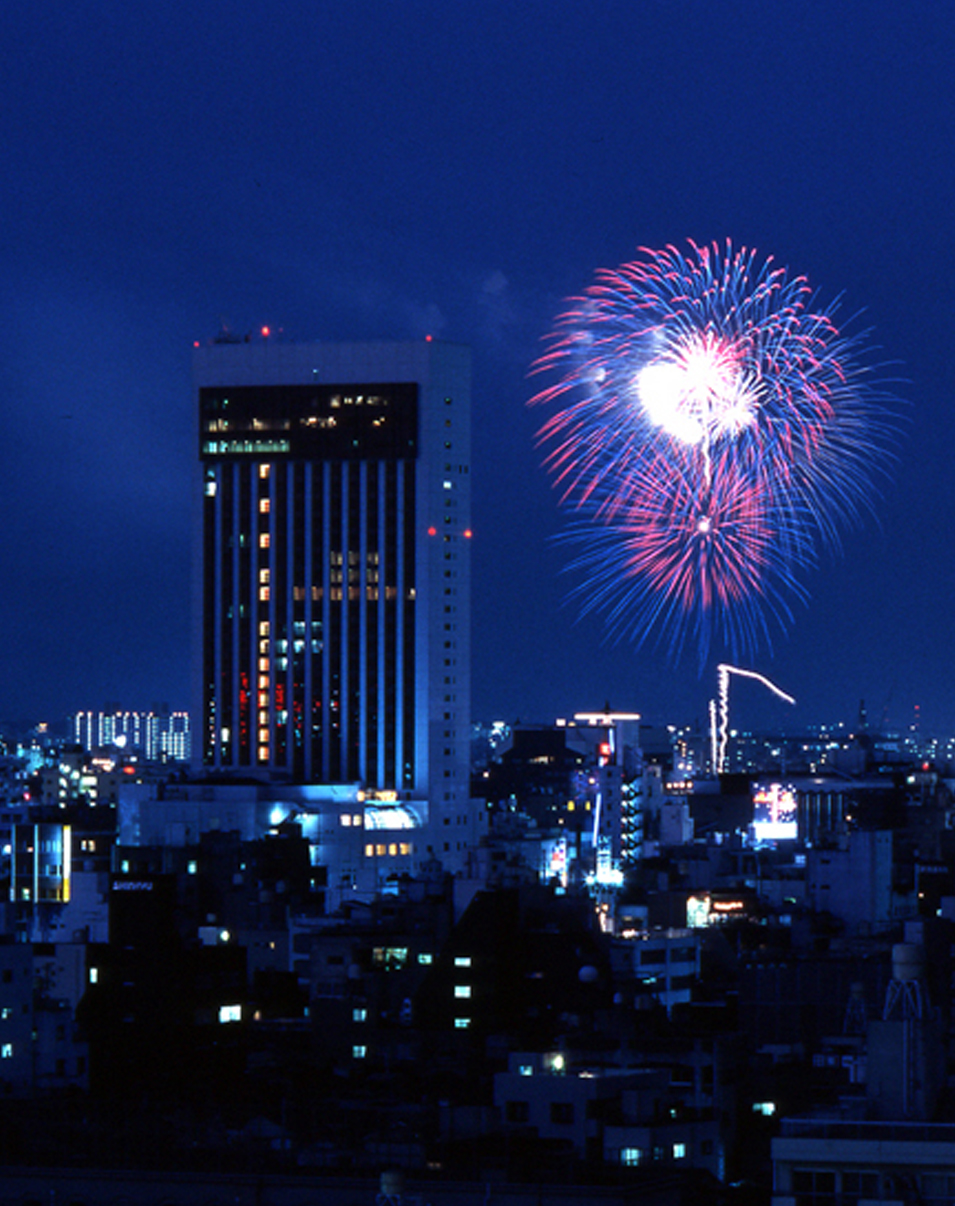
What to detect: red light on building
<box><xmin>463</xmin><ymin>528</ymin><xmax>473</xmax><ymax>538</ymax></box>
<box><xmin>427</xmin><ymin>526</ymin><xmax>437</xmax><ymax>536</ymax></box>
<box><xmin>261</xmin><ymin>326</ymin><xmax>271</xmax><ymax>338</ymax></box>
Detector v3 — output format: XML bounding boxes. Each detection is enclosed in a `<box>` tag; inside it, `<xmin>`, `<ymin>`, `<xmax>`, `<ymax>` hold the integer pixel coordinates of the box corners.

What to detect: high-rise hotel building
<box><xmin>193</xmin><ymin>339</ymin><xmax>472</xmax><ymax>839</ymax></box>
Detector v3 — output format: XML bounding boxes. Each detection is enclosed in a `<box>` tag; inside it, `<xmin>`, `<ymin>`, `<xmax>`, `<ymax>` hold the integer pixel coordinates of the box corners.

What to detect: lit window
<box><xmin>454</xmin><ymin>956</ymin><xmax>471</xmax><ymax>968</ymax></box>
<box><xmin>352</xmin><ymin>1045</ymin><xmax>367</xmax><ymax>1059</ymax></box>
<box><xmin>673</xmin><ymin>1143</ymin><xmax>686</xmax><ymax>1159</ymax></box>
<box><xmin>259</xmin><ymin>498</ymin><xmax>270</xmax><ymax>513</ymax></box>
<box><xmin>417</xmin><ymin>953</ymin><xmax>432</xmax><ymax>965</ymax></box>
<box><xmin>218</xmin><ymin>1004</ymin><xmax>242</xmax><ymax>1024</ymax></box>
<box><xmin>340</xmin><ymin>815</ymin><xmax>352</xmax><ymax>826</ymax></box>
<box><xmin>187</xmin><ymin>861</ymin><xmax>197</xmax><ymax>875</ymax></box>
<box><xmin>365</xmin><ymin>844</ymin><xmax>374</xmax><ymax>857</ymax></box>
<box><xmin>353</xmin><ymin>814</ymin><xmax>363</xmax><ymax>826</ymax></box>
<box><xmin>0</xmin><ymin>1008</ymin><xmax>12</xmax><ymax>1020</ymax></box>
<box><xmin>399</xmin><ymin>842</ymin><xmax>411</xmax><ymax>856</ymax></box>
<box><xmin>454</xmin><ymin>1017</ymin><xmax>470</xmax><ymax>1029</ymax></box>
<box><xmin>259</xmin><ymin>587</ymin><xmax>270</xmax><ymax>602</ymax></box>
<box><xmin>259</xmin><ymin>464</ymin><xmax>271</xmax><ymax>479</ymax></box>
<box><xmin>0</xmin><ymin>1044</ymin><xmax>11</xmax><ymax>1059</ymax></box>
<box><xmin>89</xmin><ymin>967</ymin><xmax>98</xmax><ymax>984</ymax></box>
<box><xmin>352</xmin><ymin>1007</ymin><xmax>367</xmax><ymax>1022</ymax></box>
<box><xmin>259</xmin><ymin>568</ymin><xmax>270</xmax><ymax>584</ymax></box>
<box><xmin>454</xmin><ymin>985</ymin><xmax>471</xmax><ymax>999</ymax></box>
<box><xmin>518</xmin><ymin>1064</ymin><xmax>533</xmax><ymax>1077</ymax></box>
<box><xmin>620</xmin><ymin>1147</ymin><xmax>642</xmax><ymax>1166</ymax></box>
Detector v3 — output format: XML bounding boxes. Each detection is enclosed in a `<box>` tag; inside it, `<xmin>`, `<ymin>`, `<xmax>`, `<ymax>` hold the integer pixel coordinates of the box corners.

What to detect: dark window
<box><xmin>505</xmin><ymin>1100</ymin><xmax>529</xmax><ymax>1123</ymax></box>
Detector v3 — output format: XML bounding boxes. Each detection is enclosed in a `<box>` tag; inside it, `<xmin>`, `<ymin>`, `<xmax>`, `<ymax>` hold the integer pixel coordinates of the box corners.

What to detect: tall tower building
<box><xmin>193</xmin><ymin>339</ymin><xmax>472</xmax><ymax>837</ymax></box>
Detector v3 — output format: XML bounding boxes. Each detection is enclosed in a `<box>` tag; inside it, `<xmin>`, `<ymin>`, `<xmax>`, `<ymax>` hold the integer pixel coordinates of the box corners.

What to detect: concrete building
<box><xmin>191</xmin><ymin>338</ymin><xmax>480</xmax><ymax>875</ymax></box>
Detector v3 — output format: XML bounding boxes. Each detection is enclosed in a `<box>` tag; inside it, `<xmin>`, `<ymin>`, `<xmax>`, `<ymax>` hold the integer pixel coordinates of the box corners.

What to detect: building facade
<box><xmin>193</xmin><ymin>339</ymin><xmax>473</xmax><ymax>857</ymax></box>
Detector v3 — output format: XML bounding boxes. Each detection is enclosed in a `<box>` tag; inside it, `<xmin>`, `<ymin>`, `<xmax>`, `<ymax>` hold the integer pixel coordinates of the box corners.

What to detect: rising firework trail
<box><xmin>531</xmin><ymin>240</ymin><xmax>899</xmax><ymax>667</ymax></box>
<box><xmin>712</xmin><ymin>663</ymin><xmax>795</xmax><ymax>775</ymax></box>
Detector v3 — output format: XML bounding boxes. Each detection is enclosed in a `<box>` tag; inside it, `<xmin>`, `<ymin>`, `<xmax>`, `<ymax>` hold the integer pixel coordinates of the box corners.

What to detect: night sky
<box><xmin>2</xmin><ymin>2</ymin><xmax>954</xmax><ymax>737</ymax></box>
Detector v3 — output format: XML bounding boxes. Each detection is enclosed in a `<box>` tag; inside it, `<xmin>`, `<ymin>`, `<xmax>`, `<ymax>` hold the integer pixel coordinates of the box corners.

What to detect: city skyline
<box><xmin>2</xmin><ymin>3</ymin><xmax>954</xmax><ymax>737</ymax></box>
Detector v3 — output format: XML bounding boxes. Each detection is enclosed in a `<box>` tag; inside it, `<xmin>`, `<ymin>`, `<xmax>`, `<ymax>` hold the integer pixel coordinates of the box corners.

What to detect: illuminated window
<box><xmin>0</xmin><ymin>1044</ymin><xmax>11</xmax><ymax>1059</ymax></box>
<box><xmin>399</xmin><ymin>842</ymin><xmax>411</xmax><ymax>856</ymax></box>
<box><xmin>352</xmin><ymin>1045</ymin><xmax>367</xmax><ymax>1059</ymax></box>
<box><xmin>365</xmin><ymin>844</ymin><xmax>374</xmax><ymax>857</ymax></box>
<box><xmin>454</xmin><ymin>985</ymin><xmax>471</xmax><ymax>999</ymax></box>
<box><xmin>218</xmin><ymin>1004</ymin><xmax>242</xmax><ymax>1024</ymax></box>
<box><xmin>376</xmin><ymin>844</ymin><xmax>386</xmax><ymax>856</ymax></box>
<box><xmin>454</xmin><ymin>1017</ymin><xmax>470</xmax><ymax>1029</ymax></box>
<box><xmin>518</xmin><ymin>1064</ymin><xmax>533</xmax><ymax>1077</ymax></box>
<box><xmin>352</xmin><ymin>1007</ymin><xmax>367</xmax><ymax>1022</ymax></box>
<box><xmin>259</xmin><ymin>498</ymin><xmax>270</xmax><ymax>513</ymax></box>
<box><xmin>89</xmin><ymin>967</ymin><xmax>98</xmax><ymax>983</ymax></box>
<box><xmin>259</xmin><ymin>621</ymin><xmax>270</xmax><ymax>635</ymax></box>
<box><xmin>673</xmin><ymin>1143</ymin><xmax>686</xmax><ymax>1159</ymax></box>
<box><xmin>0</xmin><ymin>1008</ymin><xmax>12</xmax><ymax>1020</ymax></box>
<box><xmin>372</xmin><ymin>947</ymin><xmax>408</xmax><ymax>969</ymax></box>
<box><xmin>259</xmin><ymin>464</ymin><xmax>271</xmax><ymax>478</ymax></box>
<box><xmin>259</xmin><ymin>568</ymin><xmax>270</xmax><ymax>584</ymax></box>
<box><xmin>187</xmin><ymin>861</ymin><xmax>197</xmax><ymax>875</ymax></box>
<box><xmin>454</xmin><ymin>956</ymin><xmax>471</xmax><ymax>968</ymax></box>
<box><xmin>340</xmin><ymin>815</ymin><xmax>352</xmax><ymax>826</ymax></box>
<box><xmin>620</xmin><ymin>1148</ymin><xmax>642</xmax><ymax>1166</ymax></box>
<box><xmin>417</xmin><ymin>953</ymin><xmax>432</xmax><ymax>965</ymax></box>
<box><xmin>259</xmin><ymin>587</ymin><xmax>270</xmax><ymax>602</ymax></box>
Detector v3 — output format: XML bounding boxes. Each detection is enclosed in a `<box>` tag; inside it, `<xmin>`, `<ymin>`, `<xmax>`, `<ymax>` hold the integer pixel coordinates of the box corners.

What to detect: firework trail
<box><xmin>531</xmin><ymin>240</ymin><xmax>898</xmax><ymax>667</ymax></box>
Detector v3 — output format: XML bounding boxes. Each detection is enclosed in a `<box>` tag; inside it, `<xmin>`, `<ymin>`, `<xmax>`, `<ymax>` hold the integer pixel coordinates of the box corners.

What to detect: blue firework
<box><xmin>531</xmin><ymin>239</ymin><xmax>898</xmax><ymax>666</ymax></box>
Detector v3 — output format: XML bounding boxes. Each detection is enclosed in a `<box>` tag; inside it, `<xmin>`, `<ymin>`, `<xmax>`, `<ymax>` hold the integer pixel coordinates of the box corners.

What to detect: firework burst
<box><xmin>531</xmin><ymin>239</ymin><xmax>898</xmax><ymax>666</ymax></box>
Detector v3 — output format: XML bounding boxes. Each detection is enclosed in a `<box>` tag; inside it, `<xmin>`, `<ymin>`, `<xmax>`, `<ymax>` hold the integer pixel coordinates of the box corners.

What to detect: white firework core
<box><xmin>636</xmin><ymin>332</ymin><xmax>760</xmax><ymax>446</ymax></box>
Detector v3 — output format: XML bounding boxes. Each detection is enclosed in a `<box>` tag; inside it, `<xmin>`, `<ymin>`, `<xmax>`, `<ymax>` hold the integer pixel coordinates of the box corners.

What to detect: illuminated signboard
<box><xmin>752</xmin><ymin>782</ymin><xmax>797</xmax><ymax>841</ymax></box>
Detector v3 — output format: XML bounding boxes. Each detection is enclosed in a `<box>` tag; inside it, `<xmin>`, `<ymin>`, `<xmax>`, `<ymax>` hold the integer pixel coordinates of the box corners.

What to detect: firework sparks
<box><xmin>532</xmin><ymin>239</ymin><xmax>898</xmax><ymax>666</ymax></box>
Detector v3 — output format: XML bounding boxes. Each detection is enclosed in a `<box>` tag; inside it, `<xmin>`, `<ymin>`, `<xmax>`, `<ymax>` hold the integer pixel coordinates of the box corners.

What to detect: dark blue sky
<box><xmin>2</xmin><ymin>1</ymin><xmax>953</xmax><ymax>736</ymax></box>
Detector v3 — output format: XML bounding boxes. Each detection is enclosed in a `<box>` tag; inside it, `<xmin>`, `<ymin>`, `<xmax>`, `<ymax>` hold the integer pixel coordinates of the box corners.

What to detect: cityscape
<box><xmin>1</xmin><ymin>335</ymin><xmax>955</xmax><ymax>1206</ymax></box>
<box><xmin>4</xmin><ymin>4</ymin><xmax>955</xmax><ymax>1206</ymax></box>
